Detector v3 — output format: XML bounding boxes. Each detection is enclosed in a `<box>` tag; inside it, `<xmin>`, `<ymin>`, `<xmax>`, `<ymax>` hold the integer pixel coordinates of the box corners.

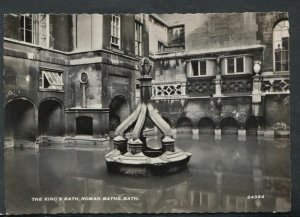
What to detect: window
<box><xmin>190</xmin><ymin>60</ymin><xmax>207</xmax><ymax>76</ymax></box>
<box><xmin>158</xmin><ymin>41</ymin><xmax>165</xmax><ymax>53</ymax></box>
<box><xmin>20</xmin><ymin>14</ymin><xmax>33</xmax><ymax>43</ymax></box>
<box><xmin>273</xmin><ymin>20</ymin><xmax>289</xmax><ymax>72</ymax></box>
<box><xmin>39</xmin><ymin>70</ymin><xmax>64</xmax><ymax>91</ymax></box>
<box><xmin>135</xmin><ymin>22</ymin><xmax>143</xmax><ymax>56</ymax></box>
<box><xmin>111</xmin><ymin>15</ymin><xmax>121</xmax><ymax>49</ymax></box>
<box><xmin>169</xmin><ymin>25</ymin><xmax>185</xmax><ymax>45</ymax></box>
<box><xmin>4</xmin><ymin>14</ymin><xmax>49</xmax><ymax>47</ymax></box>
<box><xmin>225</xmin><ymin>57</ymin><xmax>245</xmax><ymax>74</ymax></box>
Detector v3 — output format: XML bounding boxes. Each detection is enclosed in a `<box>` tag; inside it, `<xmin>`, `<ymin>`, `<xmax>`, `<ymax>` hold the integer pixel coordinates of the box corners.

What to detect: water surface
<box><xmin>5</xmin><ymin>134</ymin><xmax>291</xmax><ymax>214</ymax></box>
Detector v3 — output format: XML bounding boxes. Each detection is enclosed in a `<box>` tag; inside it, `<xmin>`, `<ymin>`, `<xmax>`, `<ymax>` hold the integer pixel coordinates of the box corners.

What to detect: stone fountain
<box><xmin>105</xmin><ymin>57</ymin><xmax>191</xmax><ymax>176</ymax></box>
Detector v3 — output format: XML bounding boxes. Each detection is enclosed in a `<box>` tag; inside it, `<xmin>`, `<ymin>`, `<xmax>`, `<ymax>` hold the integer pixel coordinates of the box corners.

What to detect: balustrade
<box><xmin>152</xmin><ymin>81</ymin><xmax>186</xmax><ymax>98</ymax></box>
<box><xmin>262</xmin><ymin>77</ymin><xmax>289</xmax><ymax>94</ymax></box>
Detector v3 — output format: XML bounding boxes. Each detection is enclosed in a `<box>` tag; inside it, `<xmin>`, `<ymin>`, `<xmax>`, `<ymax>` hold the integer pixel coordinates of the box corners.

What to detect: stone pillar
<box><xmin>82</xmin><ymin>83</ymin><xmax>87</xmax><ymax>108</ymax></box>
<box><xmin>162</xmin><ymin>136</ymin><xmax>175</xmax><ymax>152</ymax></box>
<box><xmin>252</xmin><ymin>61</ymin><xmax>263</xmax><ymax>136</ymax></box>
<box><xmin>128</xmin><ymin>138</ymin><xmax>144</xmax><ymax>154</ymax></box>
<box><xmin>192</xmin><ymin>128</ymin><xmax>199</xmax><ymax>139</ymax></box>
<box><xmin>214</xmin><ymin>128</ymin><xmax>221</xmax><ymax>140</ymax></box>
<box><xmin>172</xmin><ymin>128</ymin><xmax>177</xmax><ymax>139</ymax></box>
<box><xmin>252</xmin><ymin>73</ymin><xmax>262</xmax><ymax>117</ymax></box>
<box><xmin>113</xmin><ymin>135</ymin><xmax>128</xmax><ymax>154</ymax></box>
<box><xmin>213</xmin><ymin>75</ymin><xmax>223</xmax><ymax>97</ymax></box>
<box><xmin>238</xmin><ymin>128</ymin><xmax>247</xmax><ymax>141</ymax></box>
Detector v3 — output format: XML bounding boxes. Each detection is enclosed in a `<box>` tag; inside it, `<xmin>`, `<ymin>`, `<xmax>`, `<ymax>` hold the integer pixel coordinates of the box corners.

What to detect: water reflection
<box><xmin>5</xmin><ymin>134</ymin><xmax>291</xmax><ymax>214</ymax></box>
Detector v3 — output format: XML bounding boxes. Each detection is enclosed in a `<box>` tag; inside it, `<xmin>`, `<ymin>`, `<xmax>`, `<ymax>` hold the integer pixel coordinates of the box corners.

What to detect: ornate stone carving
<box><xmin>221</xmin><ymin>77</ymin><xmax>252</xmax><ymax>94</ymax></box>
<box><xmin>187</xmin><ymin>78</ymin><xmax>214</xmax><ymax>96</ymax></box>
<box><xmin>152</xmin><ymin>82</ymin><xmax>185</xmax><ymax>97</ymax></box>
<box><xmin>262</xmin><ymin>78</ymin><xmax>289</xmax><ymax>93</ymax></box>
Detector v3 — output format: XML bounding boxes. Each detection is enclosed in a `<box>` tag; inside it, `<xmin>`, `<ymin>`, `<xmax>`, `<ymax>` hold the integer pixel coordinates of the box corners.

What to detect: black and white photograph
<box><xmin>3</xmin><ymin>12</ymin><xmax>291</xmax><ymax>214</ymax></box>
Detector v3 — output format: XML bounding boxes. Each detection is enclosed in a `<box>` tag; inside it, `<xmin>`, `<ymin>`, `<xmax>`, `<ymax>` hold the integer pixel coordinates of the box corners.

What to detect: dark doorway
<box><xmin>246</xmin><ymin>116</ymin><xmax>258</xmax><ymax>135</ymax></box>
<box><xmin>109</xmin><ymin>95</ymin><xmax>130</xmax><ymax>131</ymax></box>
<box><xmin>5</xmin><ymin>99</ymin><xmax>36</xmax><ymax>141</ymax></box>
<box><xmin>221</xmin><ymin>117</ymin><xmax>238</xmax><ymax>134</ymax></box>
<box><xmin>176</xmin><ymin>117</ymin><xmax>193</xmax><ymax>134</ymax></box>
<box><xmin>199</xmin><ymin>117</ymin><xmax>215</xmax><ymax>134</ymax></box>
<box><xmin>76</xmin><ymin>116</ymin><xmax>93</xmax><ymax>135</ymax></box>
<box><xmin>39</xmin><ymin>99</ymin><xmax>64</xmax><ymax>136</ymax></box>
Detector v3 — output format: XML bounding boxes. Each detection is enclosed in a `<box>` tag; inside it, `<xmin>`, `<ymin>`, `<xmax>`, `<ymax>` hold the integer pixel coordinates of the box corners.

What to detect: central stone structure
<box><xmin>105</xmin><ymin>57</ymin><xmax>191</xmax><ymax>176</ymax></box>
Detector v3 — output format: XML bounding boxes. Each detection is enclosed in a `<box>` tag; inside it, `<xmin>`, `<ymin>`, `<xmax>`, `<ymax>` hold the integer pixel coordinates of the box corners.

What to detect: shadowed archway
<box><xmin>109</xmin><ymin>95</ymin><xmax>130</xmax><ymax>131</ymax></box>
<box><xmin>5</xmin><ymin>98</ymin><xmax>36</xmax><ymax>141</ymax></box>
<box><xmin>38</xmin><ymin>98</ymin><xmax>64</xmax><ymax>136</ymax></box>
<box><xmin>199</xmin><ymin>117</ymin><xmax>215</xmax><ymax>134</ymax></box>
<box><xmin>221</xmin><ymin>117</ymin><xmax>238</xmax><ymax>134</ymax></box>
<box><xmin>176</xmin><ymin>117</ymin><xmax>193</xmax><ymax>134</ymax></box>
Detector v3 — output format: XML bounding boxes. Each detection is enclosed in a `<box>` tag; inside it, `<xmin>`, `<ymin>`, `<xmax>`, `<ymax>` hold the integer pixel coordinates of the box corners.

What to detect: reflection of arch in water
<box><xmin>109</xmin><ymin>95</ymin><xmax>130</xmax><ymax>131</ymax></box>
<box><xmin>76</xmin><ymin>116</ymin><xmax>93</xmax><ymax>135</ymax></box>
<box><xmin>221</xmin><ymin>117</ymin><xmax>238</xmax><ymax>134</ymax></box>
<box><xmin>176</xmin><ymin>117</ymin><xmax>193</xmax><ymax>134</ymax></box>
<box><xmin>246</xmin><ymin>116</ymin><xmax>258</xmax><ymax>135</ymax></box>
<box><xmin>38</xmin><ymin>98</ymin><xmax>64</xmax><ymax>136</ymax></box>
<box><xmin>5</xmin><ymin>97</ymin><xmax>36</xmax><ymax>141</ymax></box>
<box><xmin>198</xmin><ymin>117</ymin><xmax>215</xmax><ymax>134</ymax></box>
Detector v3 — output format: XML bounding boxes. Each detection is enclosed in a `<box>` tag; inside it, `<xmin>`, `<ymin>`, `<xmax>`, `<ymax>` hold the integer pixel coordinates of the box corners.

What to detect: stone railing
<box><xmin>152</xmin><ymin>81</ymin><xmax>186</xmax><ymax>98</ymax></box>
<box><xmin>186</xmin><ymin>76</ymin><xmax>215</xmax><ymax>96</ymax></box>
<box><xmin>262</xmin><ymin>77</ymin><xmax>289</xmax><ymax>94</ymax></box>
<box><xmin>221</xmin><ymin>74</ymin><xmax>252</xmax><ymax>94</ymax></box>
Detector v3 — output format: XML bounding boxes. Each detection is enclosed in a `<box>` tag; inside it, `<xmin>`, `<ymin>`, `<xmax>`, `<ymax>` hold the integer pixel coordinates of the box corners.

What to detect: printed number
<box><xmin>247</xmin><ymin>195</ymin><xmax>264</xmax><ymax>199</ymax></box>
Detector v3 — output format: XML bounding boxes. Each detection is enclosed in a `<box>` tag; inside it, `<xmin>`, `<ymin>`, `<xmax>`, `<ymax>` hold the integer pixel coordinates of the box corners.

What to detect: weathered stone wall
<box><xmin>3</xmin><ymin>42</ymin><xmax>68</xmax><ymax>106</ymax></box>
<box><xmin>153</xmin><ymin>97</ymin><xmax>252</xmax><ymax>130</ymax></box>
<box><xmin>256</xmin><ymin>12</ymin><xmax>288</xmax><ymax>72</ymax></box>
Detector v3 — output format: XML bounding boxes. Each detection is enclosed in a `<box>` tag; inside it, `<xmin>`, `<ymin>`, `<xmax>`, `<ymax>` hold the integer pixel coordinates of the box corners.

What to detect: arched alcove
<box><xmin>109</xmin><ymin>95</ymin><xmax>130</xmax><ymax>131</ymax></box>
<box><xmin>38</xmin><ymin>98</ymin><xmax>64</xmax><ymax>136</ymax></box>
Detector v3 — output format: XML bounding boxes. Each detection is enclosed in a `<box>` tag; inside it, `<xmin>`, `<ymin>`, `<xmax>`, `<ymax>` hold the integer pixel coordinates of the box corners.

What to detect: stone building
<box><xmin>3</xmin><ymin>14</ymin><xmax>149</xmax><ymax>146</ymax></box>
<box><xmin>3</xmin><ymin>13</ymin><xmax>290</xmax><ymax>147</ymax></box>
<box><xmin>149</xmin><ymin>13</ymin><xmax>290</xmax><ymax>137</ymax></box>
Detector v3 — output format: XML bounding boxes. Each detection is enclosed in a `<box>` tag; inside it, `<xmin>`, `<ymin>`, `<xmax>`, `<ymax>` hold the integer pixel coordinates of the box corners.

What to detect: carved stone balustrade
<box><xmin>152</xmin><ymin>81</ymin><xmax>186</xmax><ymax>98</ymax></box>
<box><xmin>186</xmin><ymin>76</ymin><xmax>215</xmax><ymax>97</ymax></box>
<box><xmin>221</xmin><ymin>74</ymin><xmax>252</xmax><ymax>94</ymax></box>
<box><xmin>262</xmin><ymin>76</ymin><xmax>289</xmax><ymax>94</ymax></box>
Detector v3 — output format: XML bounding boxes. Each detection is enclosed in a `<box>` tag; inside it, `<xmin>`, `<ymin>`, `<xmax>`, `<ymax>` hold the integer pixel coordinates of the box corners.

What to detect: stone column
<box><xmin>113</xmin><ymin>135</ymin><xmax>128</xmax><ymax>154</ymax></box>
<box><xmin>192</xmin><ymin>128</ymin><xmax>199</xmax><ymax>140</ymax></box>
<box><xmin>162</xmin><ymin>136</ymin><xmax>175</xmax><ymax>152</ymax></box>
<box><xmin>128</xmin><ymin>138</ymin><xmax>144</xmax><ymax>154</ymax></box>
<box><xmin>82</xmin><ymin>83</ymin><xmax>87</xmax><ymax>108</ymax></box>
<box><xmin>213</xmin><ymin>75</ymin><xmax>223</xmax><ymax>97</ymax></box>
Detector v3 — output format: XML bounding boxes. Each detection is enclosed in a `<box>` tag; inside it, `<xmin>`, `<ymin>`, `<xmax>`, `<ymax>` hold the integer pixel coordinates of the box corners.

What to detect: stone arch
<box><xmin>198</xmin><ymin>117</ymin><xmax>215</xmax><ymax>134</ymax></box>
<box><xmin>221</xmin><ymin>117</ymin><xmax>238</xmax><ymax>134</ymax></box>
<box><xmin>109</xmin><ymin>95</ymin><xmax>130</xmax><ymax>131</ymax></box>
<box><xmin>246</xmin><ymin>116</ymin><xmax>258</xmax><ymax>135</ymax></box>
<box><xmin>5</xmin><ymin>97</ymin><xmax>36</xmax><ymax>141</ymax></box>
<box><xmin>76</xmin><ymin>116</ymin><xmax>93</xmax><ymax>135</ymax></box>
<box><xmin>176</xmin><ymin>117</ymin><xmax>193</xmax><ymax>134</ymax></box>
<box><xmin>38</xmin><ymin>98</ymin><xmax>65</xmax><ymax>136</ymax></box>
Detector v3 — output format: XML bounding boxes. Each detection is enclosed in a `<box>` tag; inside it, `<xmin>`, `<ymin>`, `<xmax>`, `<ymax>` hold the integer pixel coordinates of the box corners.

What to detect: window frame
<box><xmin>273</xmin><ymin>19</ymin><xmax>289</xmax><ymax>73</ymax></box>
<box><xmin>20</xmin><ymin>14</ymin><xmax>34</xmax><ymax>43</ymax></box>
<box><xmin>189</xmin><ymin>60</ymin><xmax>208</xmax><ymax>77</ymax></box>
<box><xmin>110</xmin><ymin>14</ymin><xmax>121</xmax><ymax>49</ymax></box>
<box><xmin>134</xmin><ymin>21</ymin><xmax>143</xmax><ymax>56</ymax></box>
<box><xmin>224</xmin><ymin>56</ymin><xmax>246</xmax><ymax>75</ymax></box>
<box><xmin>39</xmin><ymin>68</ymin><xmax>64</xmax><ymax>92</ymax></box>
